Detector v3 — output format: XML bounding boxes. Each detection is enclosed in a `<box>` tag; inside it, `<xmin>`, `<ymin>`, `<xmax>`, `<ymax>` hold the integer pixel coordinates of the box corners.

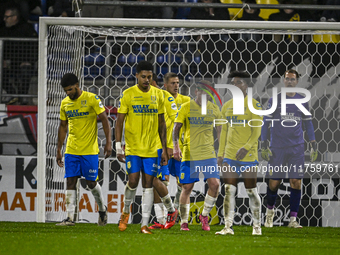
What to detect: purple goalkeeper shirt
<box><xmin>262</xmin><ymin>92</ymin><xmax>313</xmax><ymax>148</ymax></box>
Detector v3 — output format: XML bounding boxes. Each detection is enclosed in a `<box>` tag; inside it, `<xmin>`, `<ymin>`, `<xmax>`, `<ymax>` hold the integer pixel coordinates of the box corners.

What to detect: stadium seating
<box><xmin>41</xmin><ymin>0</ymin><xmax>48</xmax><ymax>16</ymax></box>
<box><xmin>312</xmin><ymin>34</ymin><xmax>340</xmax><ymax>43</ymax></box>
<box><xmin>156</xmin><ymin>53</ymin><xmax>182</xmax><ymax>76</ymax></box>
<box><xmin>220</xmin><ymin>0</ymin><xmax>243</xmax><ymax>19</ymax></box>
<box><xmin>33</xmin><ymin>23</ymin><xmax>39</xmax><ymax>34</ymax></box>
<box><xmin>112</xmin><ymin>52</ymin><xmax>146</xmax><ymax>80</ymax></box>
<box><xmin>175</xmin><ymin>0</ymin><xmax>198</xmax><ymax>19</ymax></box>
<box><xmin>84</xmin><ymin>49</ymin><xmax>105</xmax><ymax>79</ymax></box>
<box><xmin>256</xmin><ymin>0</ymin><xmax>280</xmax><ymax>20</ymax></box>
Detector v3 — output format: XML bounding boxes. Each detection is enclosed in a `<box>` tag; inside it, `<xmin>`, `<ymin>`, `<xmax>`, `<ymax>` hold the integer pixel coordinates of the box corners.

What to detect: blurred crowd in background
<box><xmin>0</xmin><ymin>0</ymin><xmax>339</xmax><ymax>105</ymax></box>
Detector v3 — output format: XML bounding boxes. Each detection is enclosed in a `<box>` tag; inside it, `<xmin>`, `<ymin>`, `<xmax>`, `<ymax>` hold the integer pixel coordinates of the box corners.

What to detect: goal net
<box><xmin>37</xmin><ymin>18</ymin><xmax>340</xmax><ymax>227</ymax></box>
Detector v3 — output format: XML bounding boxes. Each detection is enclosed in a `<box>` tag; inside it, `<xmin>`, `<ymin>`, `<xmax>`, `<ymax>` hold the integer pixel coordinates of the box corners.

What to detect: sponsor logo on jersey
<box><xmin>188</xmin><ymin>117</ymin><xmax>213</xmax><ymax>125</ymax></box>
<box><xmin>132</xmin><ymin>105</ymin><xmax>158</xmax><ymax>113</ymax></box>
<box><xmin>225</xmin><ymin>116</ymin><xmax>248</xmax><ymax>124</ymax></box>
<box><xmin>281</xmin><ymin>113</ymin><xmax>301</xmax><ymax>123</ymax></box>
<box><xmin>66</xmin><ymin>109</ymin><xmax>89</xmax><ymax>118</ymax></box>
<box><xmin>168</xmin><ymin>97</ymin><xmax>174</xmax><ymax>102</ymax></box>
<box><xmin>171</xmin><ymin>103</ymin><xmax>177</xmax><ymax>110</ymax></box>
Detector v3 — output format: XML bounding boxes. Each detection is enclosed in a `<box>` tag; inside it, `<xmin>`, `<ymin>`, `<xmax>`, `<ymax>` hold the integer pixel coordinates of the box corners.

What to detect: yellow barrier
<box><xmin>313</xmin><ymin>34</ymin><xmax>340</xmax><ymax>43</ymax></box>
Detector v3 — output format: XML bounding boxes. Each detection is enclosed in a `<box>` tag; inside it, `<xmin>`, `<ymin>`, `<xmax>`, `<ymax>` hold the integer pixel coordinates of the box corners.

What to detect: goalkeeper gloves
<box><xmin>261</xmin><ymin>140</ymin><xmax>272</xmax><ymax>161</ymax></box>
<box><xmin>310</xmin><ymin>141</ymin><xmax>318</xmax><ymax>163</ymax></box>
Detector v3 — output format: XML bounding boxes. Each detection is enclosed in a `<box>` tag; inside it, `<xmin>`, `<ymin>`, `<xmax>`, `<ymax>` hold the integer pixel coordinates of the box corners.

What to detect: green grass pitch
<box><xmin>0</xmin><ymin>222</ymin><xmax>339</xmax><ymax>255</ymax></box>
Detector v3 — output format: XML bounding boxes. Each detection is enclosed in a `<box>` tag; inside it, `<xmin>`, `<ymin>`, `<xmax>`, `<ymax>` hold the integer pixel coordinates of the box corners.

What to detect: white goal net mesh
<box><xmin>40</xmin><ymin>19</ymin><xmax>340</xmax><ymax>227</ymax></box>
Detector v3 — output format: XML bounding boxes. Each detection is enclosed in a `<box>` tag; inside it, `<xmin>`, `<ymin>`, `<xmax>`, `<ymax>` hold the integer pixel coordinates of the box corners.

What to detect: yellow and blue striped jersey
<box><xmin>60</xmin><ymin>91</ymin><xmax>105</xmax><ymax>155</ymax></box>
<box><xmin>159</xmin><ymin>90</ymin><xmax>177</xmax><ymax>149</ymax></box>
<box><xmin>118</xmin><ymin>85</ymin><xmax>165</xmax><ymax>157</ymax></box>
<box><xmin>218</xmin><ymin>95</ymin><xmax>262</xmax><ymax>162</ymax></box>
<box><xmin>175</xmin><ymin>99</ymin><xmax>222</xmax><ymax>161</ymax></box>
<box><xmin>174</xmin><ymin>94</ymin><xmax>190</xmax><ymax>151</ymax></box>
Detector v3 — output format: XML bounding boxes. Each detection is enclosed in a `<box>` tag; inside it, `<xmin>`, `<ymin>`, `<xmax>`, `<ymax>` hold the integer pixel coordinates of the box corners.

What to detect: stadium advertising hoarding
<box><xmin>0</xmin><ymin>156</ymin><xmax>339</xmax><ymax>226</ymax></box>
<box><xmin>0</xmin><ymin>155</ymin><xmax>218</xmax><ymax>224</ymax></box>
<box><xmin>0</xmin><ymin>156</ymin><xmax>126</xmax><ymax>223</ymax></box>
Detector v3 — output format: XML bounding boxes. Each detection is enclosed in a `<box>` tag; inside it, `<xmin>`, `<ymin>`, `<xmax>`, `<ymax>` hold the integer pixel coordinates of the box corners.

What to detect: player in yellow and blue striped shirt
<box><xmin>173</xmin><ymin>80</ymin><xmax>222</xmax><ymax>231</ymax></box>
<box><xmin>115</xmin><ymin>61</ymin><xmax>178</xmax><ymax>234</ymax></box>
<box><xmin>150</xmin><ymin>73</ymin><xmax>190</xmax><ymax>229</ymax></box>
<box><xmin>215</xmin><ymin>71</ymin><xmax>263</xmax><ymax>236</ymax></box>
<box><xmin>56</xmin><ymin>73</ymin><xmax>112</xmax><ymax>227</ymax></box>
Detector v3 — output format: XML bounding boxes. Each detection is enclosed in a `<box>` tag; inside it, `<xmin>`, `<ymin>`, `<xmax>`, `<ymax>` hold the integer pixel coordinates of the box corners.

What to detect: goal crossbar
<box><xmin>37</xmin><ymin>17</ymin><xmax>340</xmax><ymax>224</ymax></box>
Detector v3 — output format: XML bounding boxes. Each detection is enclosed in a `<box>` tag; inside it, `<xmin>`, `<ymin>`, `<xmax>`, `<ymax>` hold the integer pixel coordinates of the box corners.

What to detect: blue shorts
<box><xmin>267</xmin><ymin>144</ymin><xmax>305</xmax><ymax>179</ymax></box>
<box><xmin>168</xmin><ymin>158</ymin><xmax>181</xmax><ymax>177</ymax></box>
<box><xmin>179</xmin><ymin>158</ymin><xmax>220</xmax><ymax>184</ymax></box>
<box><xmin>64</xmin><ymin>154</ymin><xmax>99</xmax><ymax>181</ymax></box>
<box><xmin>223</xmin><ymin>158</ymin><xmax>259</xmax><ymax>176</ymax></box>
<box><xmin>125</xmin><ymin>155</ymin><xmax>158</xmax><ymax>177</ymax></box>
<box><xmin>157</xmin><ymin>149</ymin><xmax>169</xmax><ymax>181</ymax></box>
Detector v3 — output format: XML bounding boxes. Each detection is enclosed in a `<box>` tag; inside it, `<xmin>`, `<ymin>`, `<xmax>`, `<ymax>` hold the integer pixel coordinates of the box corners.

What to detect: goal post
<box><xmin>37</xmin><ymin>17</ymin><xmax>340</xmax><ymax>226</ymax></box>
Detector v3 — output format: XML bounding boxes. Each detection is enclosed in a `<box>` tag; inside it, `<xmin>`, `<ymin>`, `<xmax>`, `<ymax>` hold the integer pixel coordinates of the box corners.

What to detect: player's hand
<box><xmin>236</xmin><ymin>147</ymin><xmax>248</xmax><ymax>161</ymax></box>
<box><xmin>173</xmin><ymin>148</ymin><xmax>182</xmax><ymax>161</ymax></box>
<box><xmin>167</xmin><ymin>147</ymin><xmax>173</xmax><ymax>159</ymax></box>
<box><xmin>56</xmin><ymin>150</ymin><xmax>64</xmax><ymax>167</ymax></box>
<box><xmin>117</xmin><ymin>154</ymin><xmax>126</xmax><ymax>163</ymax></box>
<box><xmin>217</xmin><ymin>156</ymin><xmax>223</xmax><ymax>167</ymax></box>
<box><xmin>261</xmin><ymin>148</ymin><xmax>272</xmax><ymax>161</ymax></box>
<box><xmin>104</xmin><ymin>142</ymin><xmax>112</xmax><ymax>159</ymax></box>
<box><xmin>310</xmin><ymin>141</ymin><xmax>318</xmax><ymax>163</ymax></box>
<box><xmin>161</xmin><ymin>149</ymin><xmax>168</xmax><ymax>166</ymax></box>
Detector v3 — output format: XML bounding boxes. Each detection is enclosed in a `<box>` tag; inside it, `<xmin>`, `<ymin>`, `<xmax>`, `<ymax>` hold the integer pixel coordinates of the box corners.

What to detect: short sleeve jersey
<box><xmin>60</xmin><ymin>91</ymin><xmax>105</xmax><ymax>155</ymax></box>
<box><xmin>173</xmin><ymin>94</ymin><xmax>190</xmax><ymax>150</ymax></box>
<box><xmin>157</xmin><ymin>90</ymin><xmax>177</xmax><ymax>149</ymax></box>
<box><xmin>118</xmin><ymin>85</ymin><xmax>165</xmax><ymax>157</ymax></box>
<box><xmin>175</xmin><ymin>100</ymin><xmax>222</xmax><ymax>161</ymax></box>
<box><xmin>266</xmin><ymin>93</ymin><xmax>311</xmax><ymax>148</ymax></box>
<box><xmin>220</xmin><ymin>96</ymin><xmax>262</xmax><ymax>162</ymax></box>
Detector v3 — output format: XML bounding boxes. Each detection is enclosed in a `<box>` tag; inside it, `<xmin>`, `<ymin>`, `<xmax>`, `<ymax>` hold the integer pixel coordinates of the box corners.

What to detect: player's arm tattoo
<box><xmin>173</xmin><ymin>122</ymin><xmax>183</xmax><ymax>148</ymax></box>
<box><xmin>158</xmin><ymin>113</ymin><xmax>167</xmax><ymax>150</ymax></box>
<box><xmin>173</xmin><ymin>122</ymin><xmax>183</xmax><ymax>161</ymax></box>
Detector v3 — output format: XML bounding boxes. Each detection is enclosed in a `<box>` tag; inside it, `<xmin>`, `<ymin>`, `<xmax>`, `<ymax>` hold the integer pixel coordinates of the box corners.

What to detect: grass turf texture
<box><xmin>0</xmin><ymin>222</ymin><xmax>339</xmax><ymax>255</ymax></box>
